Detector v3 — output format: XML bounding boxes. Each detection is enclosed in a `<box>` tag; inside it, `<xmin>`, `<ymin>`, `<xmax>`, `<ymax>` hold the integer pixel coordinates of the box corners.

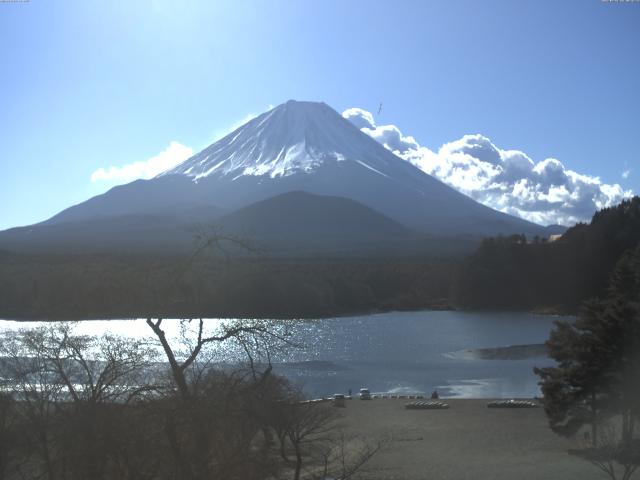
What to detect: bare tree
<box><xmin>0</xmin><ymin>328</ymin><xmax>69</xmax><ymax>480</ymax></box>
<box><xmin>0</xmin><ymin>324</ymin><xmax>157</xmax><ymax>480</ymax></box>
<box><xmin>284</xmin><ymin>402</ymin><xmax>338</xmax><ymax>480</ymax></box>
<box><xmin>570</xmin><ymin>420</ymin><xmax>640</xmax><ymax>480</ymax></box>
<box><xmin>144</xmin><ymin>227</ymin><xmax>292</xmax><ymax>397</ymax></box>
<box><xmin>145</xmin><ymin>317</ymin><xmax>292</xmax><ymax>399</ymax></box>
<box><xmin>140</xmin><ymin>230</ymin><xmax>387</xmax><ymax>480</ymax></box>
<box><xmin>271</xmin><ymin>396</ymin><xmax>385</xmax><ymax>480</ymax></box>
<box><xmin>314</xmin><ymin>433</ymin><xmax>385</xmax><ymax>480</ymax></box>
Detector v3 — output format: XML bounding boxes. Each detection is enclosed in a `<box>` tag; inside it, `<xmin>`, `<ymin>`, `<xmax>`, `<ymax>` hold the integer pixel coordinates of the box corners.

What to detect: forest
<box><xmin>0</xmin><ymin>253</ymin><xmax>455</xmax><ymax>320</ymax></box>
<box><xmin>0</xmin><ymin>197</ymin><xmax>638</xmax><ymax>320</ymax></box>
<box><xmin>453</xmin><ymin>197</ymin><xmax>640</xmax><ymax>311</ymax></box>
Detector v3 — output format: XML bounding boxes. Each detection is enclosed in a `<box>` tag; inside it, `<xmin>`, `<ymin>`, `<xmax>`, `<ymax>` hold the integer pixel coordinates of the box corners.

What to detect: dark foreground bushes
<box><xmin>0</xmin><ymin>322</ymin><xmax>382</xmax><ymax>480</ymax></box>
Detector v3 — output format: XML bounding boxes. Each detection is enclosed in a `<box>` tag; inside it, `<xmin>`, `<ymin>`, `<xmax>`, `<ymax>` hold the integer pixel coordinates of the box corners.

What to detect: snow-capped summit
<box><xmin>10</xmin><ymin>99</ymin><xmax>556</xmax><ymax>253</ymax></box>
<box><xmin>162</xmin><ymin>100</ymin><xmax>407</xmax><ymax>181</ymax></box>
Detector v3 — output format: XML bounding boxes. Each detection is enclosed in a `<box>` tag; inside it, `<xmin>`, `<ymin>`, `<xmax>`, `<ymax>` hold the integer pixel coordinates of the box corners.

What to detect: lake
<box><xmin>0</xmin><ymin>310</ymin><xmax>561</xmax><ymax>398</ymax></box>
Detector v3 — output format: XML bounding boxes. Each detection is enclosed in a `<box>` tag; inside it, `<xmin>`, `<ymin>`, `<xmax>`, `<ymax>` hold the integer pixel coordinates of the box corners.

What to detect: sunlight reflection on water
<box><xmin>0</xmin><ymin>311</ymin><xmax>562</xmax><ymax>398</ymax></box>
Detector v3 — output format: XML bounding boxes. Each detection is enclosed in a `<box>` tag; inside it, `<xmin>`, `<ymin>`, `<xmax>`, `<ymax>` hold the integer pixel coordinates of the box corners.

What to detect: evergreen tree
<box><xmin>535</xmin><ymin>245</ymin><xmax>640</xmax><ymax>479</ymax></box>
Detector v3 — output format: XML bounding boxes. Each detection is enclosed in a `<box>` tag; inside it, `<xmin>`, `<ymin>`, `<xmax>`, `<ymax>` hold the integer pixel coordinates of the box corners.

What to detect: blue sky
<box><xmin>1</xmin><ymin>0</ymin><xmax>638</xmax><ymax>229</ymax></box>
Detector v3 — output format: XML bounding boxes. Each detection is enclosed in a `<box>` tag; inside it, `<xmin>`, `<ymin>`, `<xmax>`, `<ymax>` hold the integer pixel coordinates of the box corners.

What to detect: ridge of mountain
<box><xmin>0</xmin><ymin>100</ymin><xmax>559</xmax><ymax>256</ymax></box>
<box><xmin>43</xmin><ymin>100</ymin><xmax>547</xmax><ymax>238</ymax></box>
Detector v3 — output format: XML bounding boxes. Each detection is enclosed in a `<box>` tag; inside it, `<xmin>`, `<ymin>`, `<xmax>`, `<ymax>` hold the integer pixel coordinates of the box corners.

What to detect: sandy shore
<box><xmin>337</xmin><ymin>398</ymin><xmax>602</xmax><ymax>480</ymax></box>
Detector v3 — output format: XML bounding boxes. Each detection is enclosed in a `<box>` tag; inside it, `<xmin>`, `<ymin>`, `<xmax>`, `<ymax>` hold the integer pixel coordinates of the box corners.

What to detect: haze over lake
<box><xmin>0</xmin><ymin>310</ymin><xmax>558</xmax><ymax>398</ymax></box>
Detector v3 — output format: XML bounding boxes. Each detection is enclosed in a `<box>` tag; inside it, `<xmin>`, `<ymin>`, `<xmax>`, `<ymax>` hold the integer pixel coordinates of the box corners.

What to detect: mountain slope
<box><xmin>46</xmin><ymin>100</ymin><xmax>546</xmax><ymax>237</ymax></box>
<box><xmin>0</xmin><ymin>207</ymin><xmax>225</xmax><ymax>254</ymax></box>
<box><xmin>0</xmin><ymin>100</ymin><xmax>556</xmax><ymax>256</ymax></box>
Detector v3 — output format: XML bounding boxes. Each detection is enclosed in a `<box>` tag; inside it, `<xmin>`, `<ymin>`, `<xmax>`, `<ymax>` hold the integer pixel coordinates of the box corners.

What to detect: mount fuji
<box><xmin>0</xmin><ymin>100</ymin><xmax>559</xmax><ymax>255</ymax></box>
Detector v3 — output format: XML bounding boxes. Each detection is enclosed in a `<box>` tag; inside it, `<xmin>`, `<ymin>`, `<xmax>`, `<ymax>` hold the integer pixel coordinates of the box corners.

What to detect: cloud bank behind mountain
<box><xmin>343</xmin><ymin>107</ymin><xmax>632</xmax><ymax>226</ymax></box>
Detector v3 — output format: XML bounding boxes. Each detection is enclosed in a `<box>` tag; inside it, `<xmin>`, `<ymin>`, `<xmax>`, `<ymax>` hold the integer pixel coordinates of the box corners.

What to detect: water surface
<box><xmin>275</xmin><ymin>310</ymin><xmax>558</xmax><ymax>398</ymax></box>
<box><xmin>0</xmin><ymin>311</ymin><xmax>560</xmax><ymax>398</ymax></box>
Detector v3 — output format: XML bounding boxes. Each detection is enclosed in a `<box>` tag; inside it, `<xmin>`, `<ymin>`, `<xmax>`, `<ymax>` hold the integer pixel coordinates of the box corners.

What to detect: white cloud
<box><xmin>343</xmin><ymin>107</ymin><xmax>634</xmax><ymax>226</ymax></box>
<box><xmin>362</xmin><ymin>124</ymin><xmax>419</xmax><ymax>154</ymax></box>
<box><xmin>622</xmin><ymin>169</ymin><xmax>631</xmax><ymax>179</ymax></box>
<box><xmin>343</xmin><ymin>108</ymin><xmax>418</xmax><ymax>153</ymax></box>
<box><xmin>90</xmin><ymin>106</ymin><xmax>273</xmax><ymax>185</ymax></box>
<box><xmin>342</xmin><ymin>108</ymin><xmax>376</xmax><ymax>130</ymax></box>
<box><xmin>91</xmin><ymin>141</ymin><xmax>193</xmax><ymax>183</ymax></box>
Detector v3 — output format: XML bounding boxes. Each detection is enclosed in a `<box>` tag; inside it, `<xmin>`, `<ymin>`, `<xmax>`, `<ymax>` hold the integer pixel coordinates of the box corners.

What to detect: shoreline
<box><xmin>0</xmin><ymin>306</ymin><xmax>574</xmax><ymax>323</ymax></box>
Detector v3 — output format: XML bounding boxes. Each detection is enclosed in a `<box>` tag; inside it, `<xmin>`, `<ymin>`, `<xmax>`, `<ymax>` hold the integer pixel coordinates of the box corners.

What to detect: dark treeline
<box><xmin>2</xmin><ymin>197</ymin><xmax>638</xmax><ymax>319</ymax></box>
<box><xmin>0</xmin><ymin>253</ymin><xmax>456</xmax><ymax>320</ymax></box>
<box><xmin>453</xmin><ymin>197</ymin><xmax>640</xmax><ymax>311</ymax></box>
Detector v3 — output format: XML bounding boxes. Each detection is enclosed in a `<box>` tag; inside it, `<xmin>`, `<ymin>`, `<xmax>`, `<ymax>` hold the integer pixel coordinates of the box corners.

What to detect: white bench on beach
<box><xmin>486</xmin><ymin>399</ymin><xmax>538</xmax><ymax>408</ymax></box>
<box><xmin>405</xmin><ymin>401</ymin><xmax>450</xmax><ymax>410</ymax></box>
